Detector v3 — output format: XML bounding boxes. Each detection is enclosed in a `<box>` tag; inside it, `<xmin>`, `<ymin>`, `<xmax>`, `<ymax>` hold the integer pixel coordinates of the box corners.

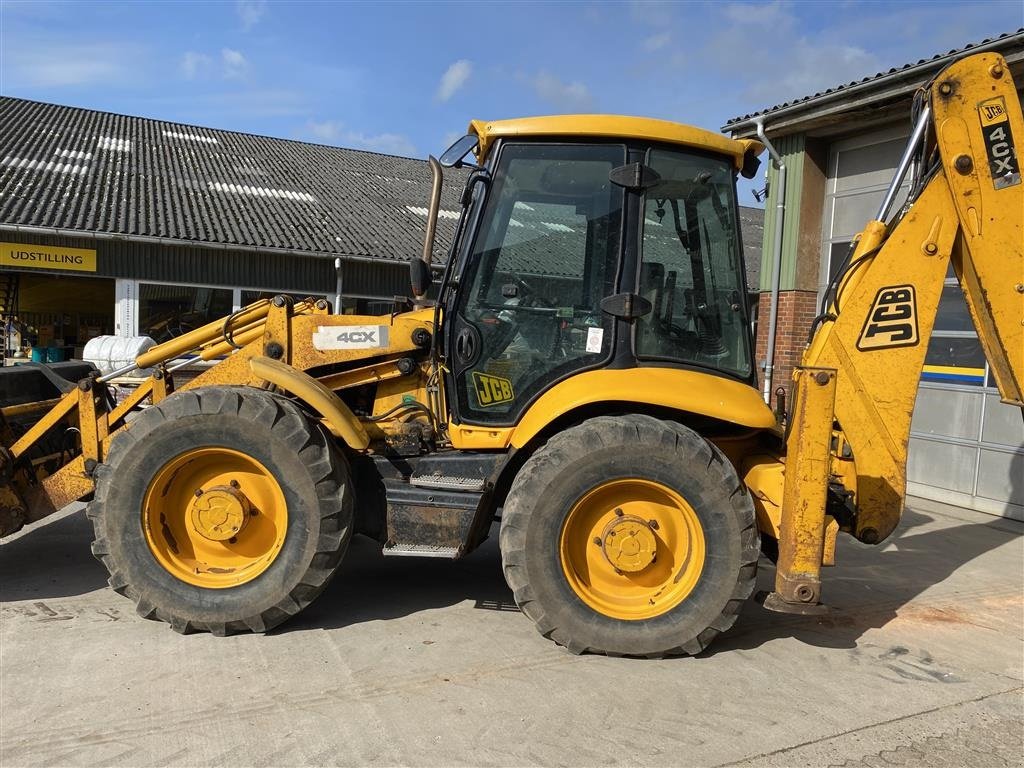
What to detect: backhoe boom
<box><xmin>768</xmin><ymin>51</ymin><xmax>1023</xmax><ymax>610</ymax></box>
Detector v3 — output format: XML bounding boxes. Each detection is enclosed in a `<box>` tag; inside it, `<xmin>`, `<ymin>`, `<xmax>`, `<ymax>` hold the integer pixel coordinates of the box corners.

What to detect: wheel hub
<box><xmin>189</xmin><ymin>485</ymin><xmax>251</xmax><ymax>542</ymax></box>
<box><xmin>601</xmin><ymin>514</ymin><xmax>657</xmax><ymax>573</ymax></box>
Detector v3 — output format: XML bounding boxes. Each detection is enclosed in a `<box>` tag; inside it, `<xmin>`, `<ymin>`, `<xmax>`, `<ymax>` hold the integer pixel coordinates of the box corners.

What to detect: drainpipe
<box><xmin>333</xmin><ymin>257</ymin><xmax>343</xmax><ymax>314</ymax></box>
<box><xmin>754</xmin><ymin>118</ymin><xmax>786</xmax><ymax>406</ymax></box>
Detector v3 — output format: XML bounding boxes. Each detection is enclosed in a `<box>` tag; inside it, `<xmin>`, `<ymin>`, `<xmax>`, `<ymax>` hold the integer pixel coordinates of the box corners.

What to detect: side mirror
<box><xmin>410</xmin><ymin>257</ymin><xmax>432</xmax><ymax>299</ymax></box>
<box><xmin>440</xmin><ymin>134</ymin><xmax>479</xmax><ymax>168</ymax></box>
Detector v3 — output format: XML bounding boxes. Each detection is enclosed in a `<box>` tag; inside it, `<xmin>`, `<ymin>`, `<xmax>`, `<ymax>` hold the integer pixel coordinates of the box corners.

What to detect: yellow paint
<box><xmin>559</xmin><ymin>478</ymin><xmax>705</xmax><ymax>620</ymax></box>
<box><xmin>142</xmin><ymin>447</ymin><xmax>288</xmax><ymax>589</ymax></box>
<box><xmin>0</xmin><ymin>242</ymin><xmax>96</xmax><ymax>272</ymax></box>
<box><xmin>450</xmin><ymin>368</ymin><xmax>773</xmax><ymax>451</ymax></box>
<box><xmin>772</xmin><ymin>367</ymin><xmax>836</xmax><ymax>605</ymax></box>
<box><xmin>741</xmin><ymin>454</ymin><xmax>784</xmax><ymax>539</ymax></box>
<box><xmin>248</xmin><ymin>356</ymin><xmax>369</xmax><ymax>450</ymax></box>
<box><xmin>511</xmin><ymin>368</ymin><xmax>774</xmax><ymax>449</ymax></box>
<box><xmin>934</xmin><ymin>52</ymin><xmax>1023</xmax><ymax>406</ymax></box>
<box><xmin>468</xmin><ymin>115</ymin><xmax>760</xmax><ymax>170</ymax></box>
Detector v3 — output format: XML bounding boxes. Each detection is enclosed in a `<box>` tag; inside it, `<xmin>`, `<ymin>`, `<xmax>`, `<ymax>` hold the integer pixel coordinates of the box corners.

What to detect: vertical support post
<box><xmin>764</xmin><ymin>366</ymin><xmax>836</xmax><ymax>614</ymax></box>
<box><xmin>334</xmin><ymin>257</ymin><xmax>343</xmax><ymax>315</ymax></box>
<box><xmin>77</xmin><ymin>379</ymin><xmax>101</xmax><ymax>463</ymax></box>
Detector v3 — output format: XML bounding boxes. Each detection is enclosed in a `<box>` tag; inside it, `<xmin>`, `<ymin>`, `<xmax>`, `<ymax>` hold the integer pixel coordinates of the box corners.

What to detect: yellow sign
<box><xmin>857</xmin><ymin>285</ymin><xmax>919</xmax><ymax>351</ymax></box>
<box><xmin>978</xmin><ymin>96</ymin><xmax>1008</xmax><ymax>127</ymax></box>
<box><xmin>472</xmin><ymin>371</ymin><xmax>515</xmax><ymax>407</ymax></box>
<box><xmin>0</xmin><ymin>242</ymin><xmax>97</xmax><ymax>272</ymax></box>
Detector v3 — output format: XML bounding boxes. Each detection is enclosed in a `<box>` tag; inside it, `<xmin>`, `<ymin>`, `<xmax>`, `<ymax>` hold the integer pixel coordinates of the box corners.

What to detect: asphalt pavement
<box><xmin>1</xmin><ymin>497</ymin><xmax>1021</xmax><ymax>767</ymax></box>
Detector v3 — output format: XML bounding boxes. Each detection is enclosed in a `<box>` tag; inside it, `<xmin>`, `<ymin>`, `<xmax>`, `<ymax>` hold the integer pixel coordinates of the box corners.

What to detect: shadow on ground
<box><xmin>284</xmin><ymin>533</ymin><xmax>516</xmax><ymax>633</ymax></box>
<box><xmin>705</xmin><ymin>507</ymin><xmax>1022</xmax><ymax>655</ymax></box>
<box><xmin>0</xmin><ymin>507</ymin><xmax>109</xmax><ymax>602</ymax></box>
<box><xmin>2</xmin><ymin>504</ymin><xmax>1019</xmax><ymax>655</ymax></box>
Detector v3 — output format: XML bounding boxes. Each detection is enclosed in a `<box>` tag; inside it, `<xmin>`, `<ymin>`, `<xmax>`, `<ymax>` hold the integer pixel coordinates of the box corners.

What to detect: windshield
<box><xmin>636</xmin><ymin>148</ymin><xmax>752</xmax><ymax>379</ymax></box>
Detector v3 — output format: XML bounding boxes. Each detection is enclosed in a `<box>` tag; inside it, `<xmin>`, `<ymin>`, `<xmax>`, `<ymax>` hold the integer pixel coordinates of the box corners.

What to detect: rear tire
<box><xmin>88</xmin><ymin>386</ymin><xmax>353</xmax><ymax>635</ymax></box>
<box><xmin>500</xmin><ymin>415</ymin><xmax>758</xmax><ymax>657</ymax></box>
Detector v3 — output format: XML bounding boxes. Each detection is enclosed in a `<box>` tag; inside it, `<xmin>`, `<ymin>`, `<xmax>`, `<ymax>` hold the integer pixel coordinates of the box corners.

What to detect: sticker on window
<box><xmin>472</xmin><ymin>372</ymin><xmax>515</xmax><ymax>407</ymax></box>
<box><xmin>585</xmin><ymin>327</ymin><xmax>604</xmax><ymax>353</ymax></box>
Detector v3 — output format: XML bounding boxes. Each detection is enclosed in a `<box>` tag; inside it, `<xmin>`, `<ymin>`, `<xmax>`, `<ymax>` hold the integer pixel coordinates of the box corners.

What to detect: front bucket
<box><xmin>0</xmin><ymin>480</ymin><xmax>28</xmax><ymax>537</ymax></box>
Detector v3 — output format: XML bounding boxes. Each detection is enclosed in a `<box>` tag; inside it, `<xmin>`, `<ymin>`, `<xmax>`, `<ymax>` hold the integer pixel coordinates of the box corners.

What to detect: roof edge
<box><xmin>722</xmin><ymin>29</ymin><xmax>1024</xmax><ymax>135</ymax></box>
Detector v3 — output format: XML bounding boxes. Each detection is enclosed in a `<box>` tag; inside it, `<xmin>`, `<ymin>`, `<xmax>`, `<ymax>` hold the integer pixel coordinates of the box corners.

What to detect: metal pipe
<box><xmin>875</xmin><ymin>103</ymin><xmax>931</xmax><ymax>222</ymax></box>
<box><xmin>334</xmin><ymin>257</ymin><xmax>343</xmax><ymax>314</ymax></box>
<box><xmin>97</xmin><ymin>362</ymin><xmax>141</xmax><ymax>382</ymax></box>
<box><xmin>421</xmin><ymin>156</ymin><xmax>443</xmax><ymax>266</ymax></box>
<box><xmin>754</xmin><ymin>118</ymin><xmax>787</xmax><ymax>405</ymax></box>
<box><xmin>134</xmin><ymin>300</ymin><xmax>271</xmax><ymax>369</ymax></box>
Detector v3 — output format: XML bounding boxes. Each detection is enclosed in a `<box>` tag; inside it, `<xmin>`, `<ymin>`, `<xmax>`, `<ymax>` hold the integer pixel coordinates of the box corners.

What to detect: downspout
<box><xmin>333</xmin><ymin>257</ymin><xmax>343</xmax><ymax>314</ymax></box>
<box><xmin>754</xmin><ymin>118</ymin><xmax>786</xmax><ymax>406</ymax></box>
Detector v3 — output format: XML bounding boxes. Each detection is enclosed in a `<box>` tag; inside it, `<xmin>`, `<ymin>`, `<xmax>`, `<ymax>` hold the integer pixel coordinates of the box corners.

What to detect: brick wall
<box><xmin>754</xmin><ymin>290</ymin><xmax>819</xmax><ymax>403</ymax></box>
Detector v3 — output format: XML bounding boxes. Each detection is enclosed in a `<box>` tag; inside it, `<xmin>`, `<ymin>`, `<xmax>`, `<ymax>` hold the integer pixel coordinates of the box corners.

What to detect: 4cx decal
<box><xmin>857</xmin><ymin>285</ymin><xmax>919</xmax><ymax>351</ymax></box>
<box><xmin>472</xmin><ymin>372</ymin><xmax>514</xmax><ymax>407</ymax></box>
<box><xmin>312</xmin><ymin>325</ymin><xmax>389</xmax><ymax>351</ymax></box>
<box><xmin>977</xmin><ymin>96</ymin><xmax>1021</xmax><ymax>189</ymax></box>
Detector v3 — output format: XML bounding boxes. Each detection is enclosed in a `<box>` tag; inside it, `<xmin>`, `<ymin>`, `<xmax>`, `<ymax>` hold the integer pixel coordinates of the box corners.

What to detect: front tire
<box><xmin>500</xmin><ymin>415</ymin><xmax>758</xmax><ymax>657</ymax></box>
<box><xmin>88</xmin><ymin>387</ymin><xmax>353</xmax><ymax>635</ymax></box>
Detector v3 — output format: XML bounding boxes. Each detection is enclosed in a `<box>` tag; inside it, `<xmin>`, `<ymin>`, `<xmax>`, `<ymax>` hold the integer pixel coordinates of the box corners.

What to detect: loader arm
<box><xmin>769</xmin><ymin>52</ymin><xmax>1023</xmax><ymax>609</ymax></box>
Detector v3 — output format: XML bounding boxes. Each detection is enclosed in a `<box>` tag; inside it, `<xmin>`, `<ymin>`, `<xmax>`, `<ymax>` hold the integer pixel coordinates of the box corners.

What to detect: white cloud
<box><xmin>180</xmin><ymin>51</ymin><xmax>212</xmax><ymax>80</ymax></box>
<box><xmin>221</xmin><ymin>48</ymin><xmax>248</xmax><ymax>79</ymax></box>
<box><xmin>709</xmin><ymin>2</ymin><xmax>881</xmax><ymax>105</ymax></box>
<box><xmin>531</xmin><ymin>71</ymin><xmax>593</xmax><ymax>111</ymax></box>
<box><xmin>236</xmin><ymin>0</ymin><xmax>267</xmax><ymax>30</ymax></box>
<box><xmin>2</xmin><ymin>41</ymin><xmax>140</xmax><ymax>87</ymax></box>
<box><xmin>643</xmin><ymin>32</ymin><xmax>671</xmax><ymax>52</ymax></box>
<box><xmin>436</xmin><ymin>59</ymin><xmax>472</xmax><ymax>102</ymax></box>
<box><xmin>305</xmin><ymin>120</ymin><xmax>342</xmax><ymax>142</ymax></box>
<box><xmin>301</xmin><ymin>120</ymin><xmax>417</xmax><ymax>157</ymax></box>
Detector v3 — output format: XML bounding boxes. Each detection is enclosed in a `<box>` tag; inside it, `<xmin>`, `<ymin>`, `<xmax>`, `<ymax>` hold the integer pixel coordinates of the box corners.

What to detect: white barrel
<box><xmin>83</xmin><ymin>336</ymin><xmax>157</xmax><ymax>377</ymax></box>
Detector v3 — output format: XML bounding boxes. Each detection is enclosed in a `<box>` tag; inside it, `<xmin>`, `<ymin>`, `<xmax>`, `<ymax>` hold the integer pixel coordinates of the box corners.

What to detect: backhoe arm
<box><xmin>769</xmin><ymin>52</ymin><xmax>1023</xmax><ymax>610</ymax></box>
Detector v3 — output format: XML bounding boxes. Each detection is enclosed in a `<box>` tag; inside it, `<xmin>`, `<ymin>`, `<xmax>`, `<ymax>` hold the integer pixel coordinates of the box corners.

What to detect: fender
<box><xmin>248</xmin><ymin>356</ymin><xmax>370</xmax><ymax>450</ymax></box>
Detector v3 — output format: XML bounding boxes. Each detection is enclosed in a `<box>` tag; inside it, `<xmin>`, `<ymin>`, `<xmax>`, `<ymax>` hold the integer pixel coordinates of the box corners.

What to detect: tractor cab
<box><xmin>422</xmin><ymin>116</ymin><xmax>764</xmax><ymax>428</ymax></box>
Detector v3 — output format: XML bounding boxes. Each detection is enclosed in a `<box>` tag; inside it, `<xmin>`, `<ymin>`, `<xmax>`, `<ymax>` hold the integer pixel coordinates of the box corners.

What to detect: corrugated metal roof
<box><xmin>723</xmin><ymin>29</ymin><xmax>1024</xmax><ymax>129</ymax></box>
<box><xmin>0</xmin><ymin>97</ymin><xmax>465</xmax><ymax>264</ymax></box>
<box><xmin>0</xmin><ymin>96</ymin><xmax>763</xmax><ymax>282</ymax></box>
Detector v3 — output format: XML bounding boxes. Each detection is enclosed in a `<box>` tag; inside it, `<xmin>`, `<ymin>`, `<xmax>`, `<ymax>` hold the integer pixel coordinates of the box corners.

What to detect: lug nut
<box><xmin>593</xmin><ymin>537</ymin><xmax>602</xmax><ymax>546</ymax></box>
<box><xmin>648</xmin><ymin>519</ymin><xmax>660</xmax><ymax>530</ymax></box>
<box><xmin>194</xmin><ymin>489</ymin><xmax>204</xmax><ymax>497</ymax></box>
<box><xmin>230</xmin><ymin>479</ymin><xmax>240</xmax><ymax>489</ymax></box>
<box><xmin>614</xmin><ymin>508</ymin><xmax>624</xmax><ymax>517</ymax></box>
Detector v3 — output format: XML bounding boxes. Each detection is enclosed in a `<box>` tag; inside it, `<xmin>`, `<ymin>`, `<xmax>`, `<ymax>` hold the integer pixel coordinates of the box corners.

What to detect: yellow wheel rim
<box><xmin>559</xmin><ymin>478</ymin><xmax>706</xmax><ymax>620</ymax></box>
<box><xmin>142</xmin><ymin>447</ymin><xmax>288</xmax><ymax>589</ymax></box>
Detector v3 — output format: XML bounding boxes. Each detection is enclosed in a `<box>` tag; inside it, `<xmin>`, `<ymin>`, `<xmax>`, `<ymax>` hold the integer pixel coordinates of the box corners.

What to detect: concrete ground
<box><xmin>1</xmin><ymin>497</ymin><xmax>1021</xmax><ymax>768</ymax></box>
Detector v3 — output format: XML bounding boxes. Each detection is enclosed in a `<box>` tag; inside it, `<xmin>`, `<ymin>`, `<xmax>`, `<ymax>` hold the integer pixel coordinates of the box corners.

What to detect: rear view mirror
<box><xmin>410</xmin><ymin>256</ymin><xmax>432</xmax><ymax>299</ymax></box>
<box><xmin>440</xmin><ymin>134</ymin><xmax>479</xmax><ymax>168</ymax></box>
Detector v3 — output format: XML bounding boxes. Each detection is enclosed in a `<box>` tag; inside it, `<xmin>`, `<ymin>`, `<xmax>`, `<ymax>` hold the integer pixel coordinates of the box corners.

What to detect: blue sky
<box><xmin>1</xmin><ymin>0</ymin><xmax>1021</xmax><ymax>206</ymax></box>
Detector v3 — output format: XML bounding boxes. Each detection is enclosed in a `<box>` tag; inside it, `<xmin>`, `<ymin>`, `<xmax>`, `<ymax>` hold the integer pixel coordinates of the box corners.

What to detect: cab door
<box><xmin>448</xmin><ymin>142</ymin><xmax>626</xmax><ymax>426</ymax></box>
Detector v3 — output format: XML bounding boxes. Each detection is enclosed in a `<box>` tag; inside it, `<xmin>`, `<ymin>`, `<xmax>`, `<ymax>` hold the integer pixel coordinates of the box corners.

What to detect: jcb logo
<box><xmin>472</xmin><ymin>372</ymin><xmax>514</xmax><ymax>407</ymax></box>
<box><xmin>857</xmin><ymin>285</ymin><xmax>919</xmax><ymax>351</ymax></box>
<box><xmin>981</xmin><ymin>102</ymin><xmax>1005</xmax><ymax>122</ymax></box>
<box><xmin>978</xmin><ymin>97</ymin><xmax>1008</xmax><ymax>126</ymax></box>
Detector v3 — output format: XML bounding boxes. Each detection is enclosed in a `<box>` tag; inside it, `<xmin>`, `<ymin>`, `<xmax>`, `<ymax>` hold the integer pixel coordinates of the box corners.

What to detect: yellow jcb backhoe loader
<box><xmin>0</xmin><ymin>52</ymin><xmax>1020</xmax><ymax>657</ymax></box>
